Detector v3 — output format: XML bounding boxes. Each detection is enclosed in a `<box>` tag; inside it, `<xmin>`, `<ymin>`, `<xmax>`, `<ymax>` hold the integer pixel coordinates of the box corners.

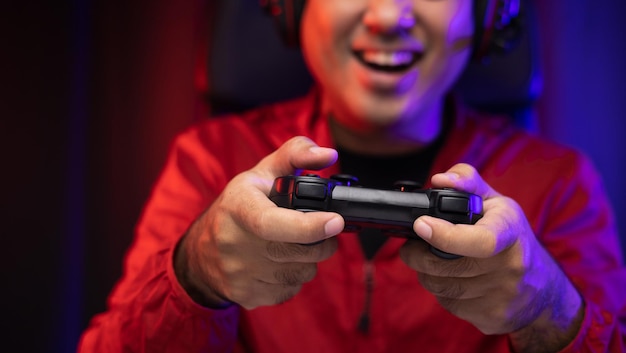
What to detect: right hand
<box><xmin>174</xmin><ymin>136</ymin><xmax>345</xmax><ymax>310</ymax></box>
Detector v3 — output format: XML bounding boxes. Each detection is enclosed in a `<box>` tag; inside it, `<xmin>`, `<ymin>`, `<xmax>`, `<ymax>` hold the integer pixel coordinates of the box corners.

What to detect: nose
<box><xmin>363</xmin><ymin>0</ymin><xmax>415</xmax><ymax>35</ymax></box>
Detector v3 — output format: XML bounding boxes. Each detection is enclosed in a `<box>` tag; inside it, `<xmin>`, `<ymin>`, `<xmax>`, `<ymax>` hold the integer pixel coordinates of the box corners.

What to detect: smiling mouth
<box><xmin>354</xmin><ymin>50</ymin><xmax>423</xmax><ymax>73</ymax></box>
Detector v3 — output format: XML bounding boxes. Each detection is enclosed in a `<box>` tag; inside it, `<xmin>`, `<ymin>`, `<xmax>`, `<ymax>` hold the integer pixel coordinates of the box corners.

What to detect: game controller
<box><xmin>269</xmin><ymin>174</ymin><xmax>484</xmax><ymax>259</ymax></box>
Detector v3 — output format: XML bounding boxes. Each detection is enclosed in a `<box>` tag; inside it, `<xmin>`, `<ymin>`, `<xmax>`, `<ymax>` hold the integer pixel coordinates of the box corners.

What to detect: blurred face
<box><xmin>300</xmin><ymin>0</ymin><xmax>474</xmax><ymax>147</ymax></box>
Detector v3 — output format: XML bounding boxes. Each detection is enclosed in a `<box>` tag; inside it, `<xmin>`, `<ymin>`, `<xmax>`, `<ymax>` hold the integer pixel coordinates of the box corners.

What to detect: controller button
<box><xmin>330</xmin><ymin>174</ymin><xmax>359</xmax><ymax>186</ymax></box>
<box><xmin>295</xmin><ymin>182</ymin><xmax>327</xmax><ymax>200</ymax></box>
<box><xmin>393</xmin><ymin>180</ymin><xmax>423</xmax><ymax>192</ymax></box>
<box><xmin>439</xmin><ymin>196</ymin><xmax>470</xmax><ymax>214</ymax></box>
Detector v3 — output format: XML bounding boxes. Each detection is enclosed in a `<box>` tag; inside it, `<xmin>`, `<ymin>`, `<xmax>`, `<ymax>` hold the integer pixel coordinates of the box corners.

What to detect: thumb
<box><xmin>414</xmin><ymin>216</ymin><xmax>497</xmax><ymax>258</ymax></box>
<box><xmin>254</xmin><ymin>136</ymin><xmax>338</xmax><ymax>179</ymax></box>
<box><xmin>431</xmin><ymin>163</ymin><xmax>499</xmax><ymax>199</ymax></box>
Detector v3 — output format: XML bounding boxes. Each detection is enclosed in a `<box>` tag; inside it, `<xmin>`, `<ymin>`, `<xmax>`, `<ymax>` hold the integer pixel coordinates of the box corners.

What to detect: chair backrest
<box><xmin>453</xmin><ymin>0</ymin><xmax>542</xmax><ymax>130</ymax></box>
<box><xmin>204</xmin><ymin>0</ymin><xmax>541</xmax><ymax>130</ymax></box>
<box><xmin>205</xmin><ymin>0</ymin><xmax>312</xmax><ymax>115</ymax></box>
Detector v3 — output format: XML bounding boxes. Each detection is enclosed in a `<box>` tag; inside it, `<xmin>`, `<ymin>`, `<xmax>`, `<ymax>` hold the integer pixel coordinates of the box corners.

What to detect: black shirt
<box><xmin>336</xmin><ymin>135</ymin><xmax>445</xmax><ymax>259</ymax></box>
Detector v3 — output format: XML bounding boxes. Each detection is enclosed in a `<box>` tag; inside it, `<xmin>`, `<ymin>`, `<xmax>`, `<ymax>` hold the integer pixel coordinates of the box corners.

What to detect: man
<box><xmin>79</xmin><ymin>0</ymin><xmax>626</xmax><ymax>352</ymax></box>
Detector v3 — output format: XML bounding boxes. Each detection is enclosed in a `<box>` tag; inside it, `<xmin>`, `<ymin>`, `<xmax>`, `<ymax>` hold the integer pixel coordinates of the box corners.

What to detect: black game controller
<box><xmin>269</xmin><ymin>174</ymin><xmax>483</xmax><ymax>259</ymax></box>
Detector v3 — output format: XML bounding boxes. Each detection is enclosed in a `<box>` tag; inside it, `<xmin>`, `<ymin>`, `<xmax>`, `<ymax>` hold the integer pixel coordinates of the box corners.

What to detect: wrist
<box><xmin>174</xmin><ymin>230</ymin><xmax>233</xmax><ymax>309</ymax></box>
<box><xmin>508</xmin><ymin>270</ymin><xmax>584</xmax><ymax>353</ymax></box>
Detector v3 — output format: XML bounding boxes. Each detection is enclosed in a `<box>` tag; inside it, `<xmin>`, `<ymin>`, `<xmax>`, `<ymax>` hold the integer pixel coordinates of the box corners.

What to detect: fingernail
<box><xmin>309</xmin><ymin>146</ymin><xmax>335</xmax><ymax>155</ymax></box>
<box><xmin>324</xmin><ymin>217</ymin><xmax>344</xmax><ymax>236</ymax></box>
<box><xmin>414</xmin><ymin>219</ymin><xmax>432</xmax><ymax>241</ymax></box>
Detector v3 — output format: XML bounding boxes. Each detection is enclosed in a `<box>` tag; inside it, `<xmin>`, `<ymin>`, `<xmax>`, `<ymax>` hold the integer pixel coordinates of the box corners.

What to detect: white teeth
<box><xmin>362</xmin><ymin>50</ymin><xmax>414</xmax><ymax>66</ymax></box>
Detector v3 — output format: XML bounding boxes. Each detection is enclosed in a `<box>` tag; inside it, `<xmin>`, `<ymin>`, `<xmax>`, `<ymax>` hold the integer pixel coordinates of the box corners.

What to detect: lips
<box><xmin>353</xmin><ymin>50</ymin><xmax>423</xmax><ymax>73</ymax></box>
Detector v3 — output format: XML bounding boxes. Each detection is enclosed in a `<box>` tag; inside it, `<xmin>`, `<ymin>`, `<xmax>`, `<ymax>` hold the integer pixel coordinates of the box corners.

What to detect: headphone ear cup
<box><xmin>473</xmin><ymin>0</ymin><xmax>493</xmax><ymax>58</ymax></box>
<box><xmin>473</xmin><ymin>0</ymin><xmax>522</xmax><ymax>60</ymax></box>
<box><xmin>260</xmin><ymin>0</ymin><xmax>306</xmax><ymax>47</ymax></box>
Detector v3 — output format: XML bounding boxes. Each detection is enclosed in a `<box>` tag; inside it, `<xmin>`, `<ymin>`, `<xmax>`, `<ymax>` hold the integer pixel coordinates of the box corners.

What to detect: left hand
<box><xmin>399</xmin><ymin>163</ymin><xmax>584</xmax><ymax>352</ymax></box>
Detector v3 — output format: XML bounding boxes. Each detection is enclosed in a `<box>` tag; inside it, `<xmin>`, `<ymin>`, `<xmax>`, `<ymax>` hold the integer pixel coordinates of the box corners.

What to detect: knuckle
<box><xmin>441</xmin><ymin>282</ymin><xmax>466</xmax><ymax>298</ymax></box>
<box><xmin>421</xmin><ymin>255</ymin><xmax>442</xmax><ymax>274</ymax></box>
<box><xmin>265</xmin><ymin>239</ymin><xmax>336</xmax><ymax>262</ymax></box>
<box><xmin>453</xmin><ymin>163</ymin><xmax>477</xmax><ymax>180</ymax></box>
<box><xmin>456</xmin><ymin>162</ymin><xmax>475</xmax><ymax>172</ymax></box>
<box><xmin>230</xmin><ymin>285</ymin><xmax>255</xmax><ymax>307</ymax></box>
<box><xmin>308</xmin><ymin>239</ymin><xmax>338</xmax><ymax>261</ymax></box>
<box><xmin>212</xmin><ymin>228</ymin><xmax>240</xmax><ymax>256</ymax></box>
<box><xmin>266</xmin><ymin>242</ymin><xmax>312</xmax><ymax>260</ymax></box>
<box><xmin>274</xmin><ymin>268</ymin><xmax>300</xmax><ymax>286</ymax></box>
<box><xmin>274</xmin><ymin>264</ymin><xmax>317</xmax><ymax>285</ymax></box>
<box><xmin>439</xmin><ymin>257</ymin><xmax>479</xmax><ymax>277</ymax></box>
<box><xmin>220</xmin><ymin>258</ymin><xmax>245</xmax><ymax>279</ymax></box>
<box><xmin>419</xmin><ymin>274</ymin><xmax>466</xmax><ymax>299</ymax></box>
<box><xmin>266</xmin><ymin>242</ymin><xmax>287</xmax><ymax>259</ymax></box>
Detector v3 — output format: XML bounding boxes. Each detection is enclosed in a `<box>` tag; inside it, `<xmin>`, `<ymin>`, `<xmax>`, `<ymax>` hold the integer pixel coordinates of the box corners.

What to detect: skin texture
<box><xmin>300</xmin><ymin>0</ymin><xmax>473</xmax><ymax>154</ymax></box>
<box><xmin>175</xmin><ymin>0</ymin><xmax>584</xmax><ymax>352</ymax></box>
<box><xmin>400</xmin><ymin>164</ymin><xmax>584</xmax><ymax>352</ymax></box>
<box><xmin>176</xmin><ymin>137</ymin><xmax>345</xmax><ymax>309</ymax></box>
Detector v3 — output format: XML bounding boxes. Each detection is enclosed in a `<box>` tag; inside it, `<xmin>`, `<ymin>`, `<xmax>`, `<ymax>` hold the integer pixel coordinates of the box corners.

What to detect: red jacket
<box><xmin>79</xmin><ymin>91</ymin><xmax>626</xmax><ymax>352</ymax></box>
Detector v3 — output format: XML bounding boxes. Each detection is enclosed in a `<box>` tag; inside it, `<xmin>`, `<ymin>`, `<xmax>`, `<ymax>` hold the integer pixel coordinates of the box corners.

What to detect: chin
<box><xmin>359</xmin><ymin>95</ymin><xmax>417</xmax><ymax>125</ymax></box>
<box><xmin>327</xmin><ymin>86</ymin><xmax>422</xmax><ymax>131</ymax></box>
<box><xmin>344</xmin><ymin>107</ymin><xmax>408</xmax><ymax>133</ymax></box>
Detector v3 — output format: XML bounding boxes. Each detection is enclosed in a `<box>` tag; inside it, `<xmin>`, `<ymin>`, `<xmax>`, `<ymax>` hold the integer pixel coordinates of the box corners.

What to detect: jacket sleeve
<box><xmin>78</xmin><ymin>128</ymin><xmax>240</xmax><ymax>352</ymax></box>
<box><xmin>535</xmin><ymin>153</ymin><xmax>626</xmax><ymax>352</ymax></box>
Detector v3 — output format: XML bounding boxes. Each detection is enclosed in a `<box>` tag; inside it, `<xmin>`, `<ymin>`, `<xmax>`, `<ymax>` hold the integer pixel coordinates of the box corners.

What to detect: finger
<box><xmin>272</xmin><ymin>263</ymin><xmax>318</xmax><ymax>285</ymax></box>
<box><xmin>418</xmin><ymin>273</ymin><xmax>495</xmax><ymax>300</ymax></box>
<box><xmin>265</xmin><ymin>237</ymin><xmax>339</xmax><ymax>263</ymax></box>
<box><xmin>233</xmin><ymin>190</ymin><xmax>345</xmax><ymax>243</ymax></box>
<box><xmin>413</xmin><ymin>215</ymin><xmax>500</xmax><ymax>259</ymax></box>
<box><xmin>400</xmin><ymin>239</ymin><xmax>489</xmax><ymax>277</ymax></box>
<box><xmin>252</xmin><ymin>262</ymin><xmax>319</xmax><ymax>286</ymax></box>
<box><xmin>430</xmin><ymin>163</ymin><xmax>499</xmax><ymax>199</ymax></box>
<box><xmin>253</xmin><ymin>136</ymin><xmax>338</xmax><ymax>180</ymax></box>
<box><xmin>413</xmin><ymin>195</ymin><xmax>526</xmax><ymax>259</ymax></box>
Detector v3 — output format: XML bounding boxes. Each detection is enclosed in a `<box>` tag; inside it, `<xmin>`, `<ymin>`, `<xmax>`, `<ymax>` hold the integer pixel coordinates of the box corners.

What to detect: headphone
<box><xmin>259</xmin><ymin>0</ymin><xmax>522</xmax><ymax>59</ymax></box>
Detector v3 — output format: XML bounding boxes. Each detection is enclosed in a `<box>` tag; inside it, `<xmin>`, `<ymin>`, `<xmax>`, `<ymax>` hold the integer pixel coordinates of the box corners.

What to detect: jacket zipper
<box><xmin>357</xmin><ymin>261</ymin><xmax>375</xmax><ymax>334</ymax></box>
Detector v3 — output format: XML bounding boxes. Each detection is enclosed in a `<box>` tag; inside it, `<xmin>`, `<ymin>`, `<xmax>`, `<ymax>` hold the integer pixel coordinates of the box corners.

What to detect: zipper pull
<box><xmin>357</xmin><ymin>261</ymin><xmax>375</xmax><ymax>334</ymax></box>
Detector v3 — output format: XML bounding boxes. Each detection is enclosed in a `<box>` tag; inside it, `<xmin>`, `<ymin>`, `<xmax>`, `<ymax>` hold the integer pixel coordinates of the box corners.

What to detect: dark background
<box><xmin>1</xmin><ymin>1</ymin><xmax>625</xmax><ymax>352</ymax></box>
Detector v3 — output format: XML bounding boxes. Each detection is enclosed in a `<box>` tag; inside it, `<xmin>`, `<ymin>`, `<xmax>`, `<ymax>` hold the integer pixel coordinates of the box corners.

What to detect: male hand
<box><xmin>175</xmin><ymin>136</ymin><xmax>344</xmax><ymax>309</ymax></box>
<box><xmin>399</xmin><ymin>163</ymin><xmax>584</xmax><ymax>353</ymax></box>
